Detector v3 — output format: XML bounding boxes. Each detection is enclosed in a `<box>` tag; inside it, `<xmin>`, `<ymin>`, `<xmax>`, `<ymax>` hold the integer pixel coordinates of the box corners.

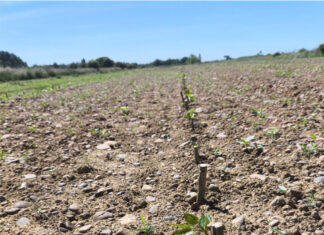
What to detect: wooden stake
<box><xmin>191</xmin><ymin>118</ymin><xmax>195</xmax><ymax>131</ymax></box>
<box><xmin>194</xmin><ymin>146</ymin><xmax>199</xmax><ymax>164</ymax></box>
<box><xmin>191</xmin><ymin>136</ymin><xmax>199</xmax><ymax>164</ymax></box>
<box><xmin>210</xmin><ymin>222</ymin><xmax>224</xmax><ymax>235</ymax></box>
<box><xmin>197</xmin><ymin>164</ymin><xmax>208</xmax><ymax>204</ymax></box>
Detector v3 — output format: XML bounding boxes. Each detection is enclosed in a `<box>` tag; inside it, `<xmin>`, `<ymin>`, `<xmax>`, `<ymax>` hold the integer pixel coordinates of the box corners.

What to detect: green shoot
<box><xmin>301</xmin><ymin>118</ymin><xmax>309</xmax><ymax>127</ymax></box>
<box><xmin>185</xmin><ymin>109</ymin><xmax>197</xmax><ymax>120</ymax></box>
<box><xmin>22</xmin><ymin>151</ymin><xmax>29</xmax><ymax>163</ymax></box>
<box><xmin>301</xmin><ymin>134</ymin><xmax>322</xmax><ymax>154</ymax></box>
<box><xmin>185</xmin><ymin>88</ymin><xmax>197</xmax><ymax>103</ymax></box>
<box><xmin>28</xmin><ymin>126</ymin><xmax>37</xmax><ymax>133</ymax></box>
<box><xmin>271</xmin><ymin>227</ymin><xmax>287</xmax><ymax>235</ymax></box>
<box><xmin>238</xmin><ymin>135</ymin><xmax>254</xmax><ymax>148</ymax></box>
<box><xmin>307</xmin><ymin>192</ymin><xmax>324</xmax><ymax>207</ymax></box>
<box><xmin>212</xmin><ymin>148</ymin><xmax>223</xmax><ymax>157</ymax></box>
<box><xmin>132</xmin><ymin>215</ymin><xmax>155</xmax><ymax>235</ymax></box>
<box><xmin>172</xmin><ymin>213</ymin><xmax>211</xmax><ymax>235</ymax></box>
<box><xmin>257</xmin><ymin>108</ymin><xmax>266</xmax><ymax>118</ymax></box>
<box><xmin>0</xmin><ymin>149</ymin><xmax>6</xmax><ymax>161</ymax></box>
<box><xmin>67</xmin><ymin>127</ymin><xmax>77</xmax><ymax>135</ymax></box>
<box><xmin>117</xmin><ymin>106</ymin><xmax>130</xmax><ymax>116</ymax></box>
<box><xmin>265</xmin><ymin>128</ymin><xmax>279</xmax><ymax>141</ymax></box>
<box><xmin>84</xmin><ymin>155</ymin><xmax>91</xmax><ymax>166</ymax></box>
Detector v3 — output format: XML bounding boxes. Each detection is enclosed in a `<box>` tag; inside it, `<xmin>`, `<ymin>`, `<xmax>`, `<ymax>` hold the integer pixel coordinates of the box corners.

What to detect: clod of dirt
<box><xmin>76</xmin><ymin>165</ymin><xmax>93</xmax><ymax>174</ymax></box>
<box><xmin>270</xmin><ymin>196</ymin><xmax>286</xmax><ymax>207</ymax></box>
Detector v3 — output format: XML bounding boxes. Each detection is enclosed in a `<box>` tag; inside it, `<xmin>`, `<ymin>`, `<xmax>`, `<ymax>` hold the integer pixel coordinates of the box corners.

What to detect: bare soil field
<box><xmin>0</xmin><ymin>59</ymin><xmax>323</xmax><ymax>235</ymax></box>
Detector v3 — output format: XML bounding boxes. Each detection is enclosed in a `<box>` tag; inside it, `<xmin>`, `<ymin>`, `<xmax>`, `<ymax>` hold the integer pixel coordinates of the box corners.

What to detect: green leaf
<box><xmin>171</xmin><ymin>224</ymin><xmax>192</xmax><ymax>229</ymax></box>
<box><xmin>311</xmin><ymin>133</ymin><xmax>316</xmax><ymax>140</ymax></box>
<box><xmin>184</xmin><ymin>213</ymin><xmax>199</xmax><ymax>226</ymax></box>
<box><xmin>198</xmin><ymin>214</ymin><xmax>211</xmax><ymax>229</ymax></box>
<box><xmin>172</xmin><ymin>228</ymin><xmax>192</xmax><ymax>235</ymax></box>
<box><xmin>271</xmin><ymin>228</ymin><xmax>287</xmax><ymax>235</ymax></box>
<box><xmin>140</xmin><ymin>214</ymin><xmax>146</xmax><ymax>228</ymax></box>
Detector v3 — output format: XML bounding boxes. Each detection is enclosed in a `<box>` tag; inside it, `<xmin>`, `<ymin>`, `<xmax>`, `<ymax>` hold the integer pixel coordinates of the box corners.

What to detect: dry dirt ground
<box><xmin>0</xmin><ymin>59</ymin><xmax>323</xmax><ymax>235</ymax></box>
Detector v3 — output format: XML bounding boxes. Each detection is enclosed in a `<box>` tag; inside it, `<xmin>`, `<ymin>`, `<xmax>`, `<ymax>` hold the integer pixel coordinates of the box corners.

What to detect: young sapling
<box><xmin>172</xmin><ymin>213</ymin><xmax>211</xmax><ymax>235</ymax></box>
<box><xmin>237</xmin><ymin>135</ymin><xmax>255</xmax><ymax>148</ymax></box>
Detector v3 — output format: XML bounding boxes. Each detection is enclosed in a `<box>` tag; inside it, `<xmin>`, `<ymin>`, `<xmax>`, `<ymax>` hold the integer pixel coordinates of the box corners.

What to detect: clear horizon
<box><xmin>1</xmin><ymin>1</ymin><xmax>324</xmax><ymax>66</ymax></box>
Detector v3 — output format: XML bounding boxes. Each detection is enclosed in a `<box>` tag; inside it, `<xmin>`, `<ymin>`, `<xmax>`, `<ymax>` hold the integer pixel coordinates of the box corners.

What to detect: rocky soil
<box><xmin>0</xmin><ymin>59</ymin><xmax>323</xmax><ymax>234</ymax></box>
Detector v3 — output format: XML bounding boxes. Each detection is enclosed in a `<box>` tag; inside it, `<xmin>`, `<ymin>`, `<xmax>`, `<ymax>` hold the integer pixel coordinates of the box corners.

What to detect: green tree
<box><xmin>96</xmin><ymin>57</ymin><xmax>114</xmax><ymax>67</ymax></box>
<box><xmin>81</xmin><ymin>58</ymin><xmax>87</xmax><ymax>68</ymax></box>
<box><xmin>0</xmin><ymin>51</ymin><xmax>27</xmax><ymax>67</ymax></box>
<box><xmin>318</xmin><ymin>44</ymin><xmax>324</xmax><ymax>55</ymax></box>
<box><xmin>88</xmin><ymin>60</ymin><xmax>100</xmax><ymax>69</ymax></box>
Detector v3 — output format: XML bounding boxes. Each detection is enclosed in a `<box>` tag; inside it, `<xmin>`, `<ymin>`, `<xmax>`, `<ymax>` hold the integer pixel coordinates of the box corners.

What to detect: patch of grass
<box><xmin>275</xmin><ymin>70</ymin><xmax>294</xmax><ymax>77</ymax></box>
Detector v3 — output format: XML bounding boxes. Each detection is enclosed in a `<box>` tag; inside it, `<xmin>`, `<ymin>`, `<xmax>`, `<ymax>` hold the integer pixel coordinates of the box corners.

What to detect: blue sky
<box><xmin>1</xmin><ymin>1</ymin><xmax>324</xmax><ymax>66</ymax></box>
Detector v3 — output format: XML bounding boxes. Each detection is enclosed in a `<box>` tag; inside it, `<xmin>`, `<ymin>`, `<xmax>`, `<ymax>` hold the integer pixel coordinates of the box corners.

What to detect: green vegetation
<box><xmin>236</xmin><ymin>43</ymin><xmax>324</xmax><ymax>62</ymax></box>
<box><xmin>275</xmin><ymin>70</ymin><xmax>293</xmax><ymax>77</ymax></box>
<box><xmin>212</xmin><ymin>148</ymin><xmax>223</xmax><ymax>157</ymax></box>
<box><xmin>90</xmin><ymin>128</ymin><xmax>109</xmax><ymax>137</ymax></box>
<box><xmin>301</xmin><ymin>134</ymin><xmax>322</xmax><ymax>155</ymax></box>
<box><xmin>271</xmin><ymin>228</ymin><xmax>286</xmax><ymax>235</ymax></box>
<box><xmin>0</xmin><ymin>52</ymin><xmax>201</xmax><ymax>82</ymax></box>
<box><xmin>265</xmin><ymin>128</ymin><xmax>279</xmax><ymax>141</ymax></box>
<box><xmin>132</xmin><ymin>215</ymin><xmax>155</xmax><ymax>235</ymax></box>
<box><xmin>117</xmin><ymin>106</ymin><xmax>130</xmax><ymax>116</ymax></box>
<box><xmin>0</xmin><ymin>149</ymin><xmax>6</xmax><ymax>161</ymax></box>
<box><xmin>0</xmin><ymin>71</ymin><xmax>133</xmax><ymax>101</ymax></box>
<box><xmin>237</xmin><ymin>135</ymin><xmax>255</xmax><ymax>148</ymax></box>
<box><xmin>308</xmin><ymin>192</ymin><xmax>324</xmax><ymax>206</ymax></box>
<box><xmin>185</xmin><ymin>108</ymin><xmax>197</xmax><ymax>120</ymax></box>
<box><xmin>172</xmin><ymin>213</ymin><xmax>211</xmax><ymax>235</ymax></box>
<box><xmin>0</xmin><ymin>51</ymin><xmax>27</xmax><ymax>68</ymax></box>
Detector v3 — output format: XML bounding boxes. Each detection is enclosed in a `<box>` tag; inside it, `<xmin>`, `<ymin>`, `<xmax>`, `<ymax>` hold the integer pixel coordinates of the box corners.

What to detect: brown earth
<box><xmin>0</xmin><ymin>59</ymin><xmax>323</xmax><ymax>235</ymax></box>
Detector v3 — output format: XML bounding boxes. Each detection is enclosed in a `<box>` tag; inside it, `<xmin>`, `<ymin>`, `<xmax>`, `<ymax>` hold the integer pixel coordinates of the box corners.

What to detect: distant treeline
<box><xmin>51</xmin><ymin>54</ymin><xmax>201</xmax><ymax>69</ymax></box>
<box><xmin>271</xmin><ymin>43</ymin><xmax>324</xmax><ymax>58</ymax></box>
<box><xmin>0</xmin><ymin>52</ymin><xmax>201</xmax><ymax>82</ymax></box>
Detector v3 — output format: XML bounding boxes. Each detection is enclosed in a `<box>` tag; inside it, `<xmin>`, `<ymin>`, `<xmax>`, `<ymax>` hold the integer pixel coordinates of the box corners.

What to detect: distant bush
<box><xmin>318</xmin><ymin>44</ymin><xmax>324</xmax><ymax>55</ymax></box>
<box><xmin>69</xmin><ymin>63</ymin><xmax>78</xmax><ymax>69</ymax></box>
<box><xmin>273</xmin><ymin>52</ymin><xmax>281</xmax><ymax>57</ymax></box>
<box><xmin>115</xmin><ymin>62</ymin><xmax>127</xmax><ymax>69</ymax></box>
<box><xmin>35</xmin><ymin>69</ymin><xmax>49</xmax><ymax>78</ymax></box>
<box><xmin>0</xmin><ymin>71</ymin><xmax>15</xmax><ymax>82</ymax></box>
<box><xmin>88</xmin><ymin>60</ymin><xmax>100</xmax><ymax>69</ymax></box>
